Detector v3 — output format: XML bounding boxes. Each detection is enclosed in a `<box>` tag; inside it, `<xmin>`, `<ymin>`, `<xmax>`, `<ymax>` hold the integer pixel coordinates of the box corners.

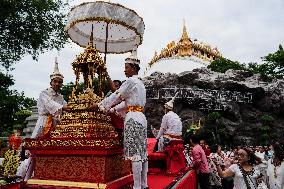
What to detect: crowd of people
<box><xmin>184</xmin><ymin>139</ymin><xmax>284</xmax><ymax>189</ymax></box>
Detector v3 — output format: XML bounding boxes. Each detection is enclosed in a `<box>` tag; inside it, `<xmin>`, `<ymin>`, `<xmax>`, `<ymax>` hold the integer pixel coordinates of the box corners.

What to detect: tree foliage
<box><xmin>249</xmin><ymin>45</ymin><xmax>284</xmax><ymax>81</ymax></box>
<box><xmin>0</xmin><ymin>0</ymin><xmax>69</xmax><ymax>70</ymax></box>
<box><xmin>207</xmin><ymin>57</ymin><xmax>247</xmax><ymax>73</ymax></box>
<box><xmin>259</xmin><ymin>115</ymin><xmax>276</xmax><ymax>145</ymax></box>
<box><xmin>208</xmin><ymin>45</ymin><xmax>284</xmax><ymax>81</ymax></box>
<box><xmin>202</xmin><ymin>112</ymin><xmax>231</xmax><ymax>146</ymax></box>
<box><xmin>0</xmin><ymin>72</ymin><xmax>36</xmax><ymax>136</ymax></box>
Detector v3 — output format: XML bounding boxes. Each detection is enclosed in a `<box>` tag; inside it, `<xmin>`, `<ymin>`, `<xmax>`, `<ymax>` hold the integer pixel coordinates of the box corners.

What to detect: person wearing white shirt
<box><xmin>266</xmin><ymin>143</ymin><xmax>284</xmax><ymax>189</ymax></box>
<box><xmin>24</xmin><ymin>59</ymin><xmax>70</xmax><ymax>181</ymax></box>
<box><xmin>90</xmin><ymin>48</ymin><xmax>148</xmax><ymax>189</ymax></box>
<box><xmin>156</xmin><ymin>93</ymin><xmax>182</xmax><ymax>152</ymax></box>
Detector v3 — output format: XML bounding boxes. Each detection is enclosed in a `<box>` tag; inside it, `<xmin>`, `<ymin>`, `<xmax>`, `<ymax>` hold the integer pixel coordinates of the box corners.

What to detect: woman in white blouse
<box><xmin>213</xmin><ymin>147</ymin><xmax>262</xmax><ymax>189</ymax></box>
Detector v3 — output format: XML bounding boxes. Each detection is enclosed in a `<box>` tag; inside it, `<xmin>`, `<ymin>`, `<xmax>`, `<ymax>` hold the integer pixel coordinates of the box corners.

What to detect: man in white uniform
<box><xmin>156</xmin><ymin>93</ymin><xmax>182</xmax><ymax>152</ymax></box>
<box><xmin>24</xmin><ymin>58</ymin><xmax>70</xmax><ymax>181</ymax></box>
<box><xmin>91</xmin><ymin>49</ymin><xmax>148</xmax><ymax>189</ymax></box>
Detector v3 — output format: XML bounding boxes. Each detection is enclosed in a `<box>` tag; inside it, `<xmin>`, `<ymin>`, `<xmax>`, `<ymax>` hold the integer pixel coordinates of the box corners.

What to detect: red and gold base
<box><xmin>25</xmin><ymin>138</ymin><xmax>132</xmax><ymax>189</ymax></box>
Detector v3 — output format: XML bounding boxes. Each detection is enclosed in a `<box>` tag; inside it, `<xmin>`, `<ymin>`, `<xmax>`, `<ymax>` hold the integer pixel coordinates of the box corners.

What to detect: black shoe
<box><xmin>144</xmin><ymin>187</ymin><xmax>149</xmax><ymax>189</ymax></box>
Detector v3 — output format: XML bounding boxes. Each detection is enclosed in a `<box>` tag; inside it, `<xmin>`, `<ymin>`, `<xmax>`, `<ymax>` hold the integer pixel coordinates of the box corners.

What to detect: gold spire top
<box><xmin>181</xmin><ymin>19</ymin><xmax>190</xmax><ymax>41</ymax></box>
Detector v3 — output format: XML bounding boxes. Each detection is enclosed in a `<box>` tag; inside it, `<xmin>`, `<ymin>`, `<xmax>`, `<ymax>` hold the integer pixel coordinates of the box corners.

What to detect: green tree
<box><xmin>209</xmin><ymin>45</ymin><xmax>284</xmax><ymax>81</ymax></box>
<box><xmin>0</xmin><ymin>72</ymin><xmax>36</xmax><ymax>136</ymax></box>
<box><xmin>13</xmin><ymin>109</ymin><xmax>32</xmax><ymax>131</ymax></box>
<box><xmin>208</xmin><ymin>57</ymin><xmax>247</xmax><ymax>73</ymax></box>
<box><xmin>199</xmin><ymin>112</ymin><xmax>231</xmax><ymax>146</ymax></box>
<box><xmin>259</xmin><ymin>115</ymin><xmax>276</xmax><ymax>145</ymax></box>
<box><xmin>205</xmin><ymin>112</ymin><xmax>221</xmax><ymax>143</ymax></box>
<box><xmin>0</xmin><ymin>0</ymin><xmax>69</xmax><ymax>70</ymax></box>
<box><xmin>259</xmin><ymin>44</ymin><xmax>284</xmax><ymax>80</ymax></box>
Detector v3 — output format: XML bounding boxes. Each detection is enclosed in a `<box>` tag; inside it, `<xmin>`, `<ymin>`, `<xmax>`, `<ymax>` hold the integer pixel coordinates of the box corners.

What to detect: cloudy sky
<box><xmin>10</xmin><ymin>0</ymin><xmax>284</xmax><ymax>99</ymax></box>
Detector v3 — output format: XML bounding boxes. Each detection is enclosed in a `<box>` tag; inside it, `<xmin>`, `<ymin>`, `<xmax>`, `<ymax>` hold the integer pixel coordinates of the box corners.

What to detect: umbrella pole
<box><xmin>104</xmin><ymin>22</ymin><xmax>109</xmax><ymax>64</ymax></box>
<box><xmin>100</xmin><ymin>22</ymin><xmax>109</xmax><ymax>97</ymax></box>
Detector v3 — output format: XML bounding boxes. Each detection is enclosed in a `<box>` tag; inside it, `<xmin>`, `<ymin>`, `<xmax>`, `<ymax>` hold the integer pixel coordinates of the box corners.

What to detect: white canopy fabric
<box><xmin>144</xmin><ymin>56</ymin><xmax>210</xmax><ymax>76</ymax></box>
<box><xmin>66</xmin><ymin>1</ymin><xmax>145</xmax><ymax>53</ymax></box>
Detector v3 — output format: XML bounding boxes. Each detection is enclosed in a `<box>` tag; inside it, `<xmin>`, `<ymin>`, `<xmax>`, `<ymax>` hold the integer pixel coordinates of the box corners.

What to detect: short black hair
<box><xmin>113</xmin><ymin>80</ymin><xmax>122</xmax><ymax>86</ymax></box>
<box><xmin>210</xmin><ymin>144</ymin><xmax>219</xmax><ymax>153</ymax></box>
<box><xmin>128</xmin><ymin>63</ymin><xmax>140</xmax><ymax>72</ymax></box>
<box><xmin>274</xmin><ymin>142</ymin><xmax>284</xmax><ymax>161</ymax></box>
<box><xmin>190</xmin><ymin>134</ymin><xmax>201</xmax><ymax>144</ymax></box>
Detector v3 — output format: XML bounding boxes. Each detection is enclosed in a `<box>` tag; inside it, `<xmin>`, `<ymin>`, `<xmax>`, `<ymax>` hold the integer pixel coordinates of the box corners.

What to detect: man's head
<box><xmin>164</xmin><ymin>92</ymin><xmax>179</xmax><ymax>112</ymax></box>
<box><xmin>124</xmin><ymin>49</ymin><xmax>140</xmax><ymax>78</ymax></box>
<box><xmin>189</xmin><ymin>135</ymin><xmax>200</xmax><ymax>146</ymax></box>
<box><xmin>164</xmin><ymin>106</ymin><xmax>172</xmax><ymax>114</ymax></box>
<box><xmin>113</xmin><ymin>80</ymin><xmax>122</xmax><ymax>90</ymax></box>
<box><xmin>259</xmin><ymin>146</ymin><xmax>264</xmax><ymax>153</ymax></box>
<box><xmin>200</xmin><ymin>139</ymin><xmax>206</xmax><ymax>147</ymax></box>
<box><xmin>50</xmin><ymin>77</ymin><xmax>63</xmax><ymax>92</ymax></box>
<box><xmin>124</xmin><ymin>63</ymin><xmax>140</xmax><ymax>78</ymax></box>
<box><xmin>255</xmin><ymin>146</ymin><xmax>259</xmax><ymax>152</ymax></box>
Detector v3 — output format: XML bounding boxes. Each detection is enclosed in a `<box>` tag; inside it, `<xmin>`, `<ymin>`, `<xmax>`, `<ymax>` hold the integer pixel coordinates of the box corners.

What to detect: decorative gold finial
<box><xmin>181</xmin><ymin>19</ymin><xmax>189</xmax><ymax>40</ymax></box>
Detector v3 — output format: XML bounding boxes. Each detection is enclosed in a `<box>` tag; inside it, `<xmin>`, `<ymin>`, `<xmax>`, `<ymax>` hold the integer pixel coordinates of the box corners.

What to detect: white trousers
<box><xmin>24</xmin><ymin>157</ymin><xmax>34</xmax><ymax>181</ymax></box>
<box><xmin>132</xmin><ymin>161</ymin><xmax>148</xmax><ymax>189</ymax></box>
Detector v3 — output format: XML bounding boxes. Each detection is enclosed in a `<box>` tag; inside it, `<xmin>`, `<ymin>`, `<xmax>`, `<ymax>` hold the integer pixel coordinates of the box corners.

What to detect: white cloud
<box><xmin>9</xmin><ymin>0</ymin><xmax>284</xmax><ymax>98</ymax></box>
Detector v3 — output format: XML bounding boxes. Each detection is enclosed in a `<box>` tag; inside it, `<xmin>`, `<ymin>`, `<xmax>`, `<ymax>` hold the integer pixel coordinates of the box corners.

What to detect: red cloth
<box><xmin>147</xmin><ymin>138</ymin><xmax>156</xmax><ymax>153</ymax></box>
<box><xmin>2</xmin><ymin>182</ymin><xmax>23</xmax><ymax>189</ymax></box>
<box><xmin>148</xmin><ymin>138</ymin><xmax>187</xmax><ymax>175</ymax></box>
<box><xmin>110</xmin><ymin>113</ymin><xmax>124</xmax><ymax>129</ymax></box>
<box><xmin>164</xmin><ymin>140</ymin><xmax>187</xmax><ymax>175</ymax></box>
<box><xmin>175</xmin><ymin>170</ymin><xmax>197</xmax><ymax>189</ymax></box>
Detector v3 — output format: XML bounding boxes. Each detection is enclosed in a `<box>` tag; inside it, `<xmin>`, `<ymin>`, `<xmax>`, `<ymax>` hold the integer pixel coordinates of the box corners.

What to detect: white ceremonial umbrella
<box><xmin>65</xmin><ymin>1</ymin><xmax>145</xmax><ymax>56</ymax></box>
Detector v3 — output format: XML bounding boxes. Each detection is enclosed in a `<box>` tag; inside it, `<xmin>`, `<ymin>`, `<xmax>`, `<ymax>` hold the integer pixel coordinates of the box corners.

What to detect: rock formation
<box><xmin>144</xmin><ymin>68</ymin><xmax>284</xmax><ymax>145</ymax></box>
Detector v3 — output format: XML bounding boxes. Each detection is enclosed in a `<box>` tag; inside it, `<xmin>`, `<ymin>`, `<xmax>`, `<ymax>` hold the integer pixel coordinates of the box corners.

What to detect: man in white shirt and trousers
<box><xmin>90</xmin><ymin>48</ymin><xmax>149</xmax><ymax>189</ymax></box>
<box><xmin>24</xmin><ymin>58</ymin><xmax>70</xmax><ymax>181</ymax></box>
<box><xmin>156</xmin><ymin>93</ymin><xmax>182</xmax><ymax>152</ymax></box>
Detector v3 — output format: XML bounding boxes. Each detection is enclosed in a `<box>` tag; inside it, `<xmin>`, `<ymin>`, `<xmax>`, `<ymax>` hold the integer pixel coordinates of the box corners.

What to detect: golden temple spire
<box><xmin>181</xmin><ymin>19</ymin><xmax>190</xmax><ymax>41</ymax></box>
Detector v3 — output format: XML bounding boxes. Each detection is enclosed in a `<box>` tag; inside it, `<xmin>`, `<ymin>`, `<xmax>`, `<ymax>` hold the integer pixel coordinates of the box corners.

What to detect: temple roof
<box><xmin>145</xmin><ymin>23</ymin><xmax>222</xmax><ymax>76</ymax></box>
